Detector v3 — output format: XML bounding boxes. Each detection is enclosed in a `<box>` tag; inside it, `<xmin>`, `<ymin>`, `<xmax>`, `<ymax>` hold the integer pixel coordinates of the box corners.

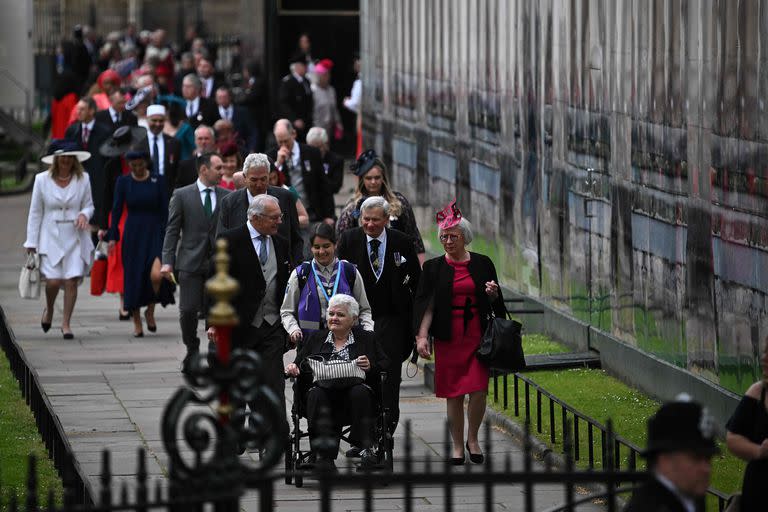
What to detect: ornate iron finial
<box><xmin>206</xmin><ymin>239</ymin><xmax>240</xmax><ymax>327</ymax></box>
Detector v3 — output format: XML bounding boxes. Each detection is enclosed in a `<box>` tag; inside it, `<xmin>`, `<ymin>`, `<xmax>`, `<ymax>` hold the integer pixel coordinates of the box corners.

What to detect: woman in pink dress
<box><xmin>414</xmin><ymin>201</ymin><xmax>506</xmax><ymax>465</ymax></box>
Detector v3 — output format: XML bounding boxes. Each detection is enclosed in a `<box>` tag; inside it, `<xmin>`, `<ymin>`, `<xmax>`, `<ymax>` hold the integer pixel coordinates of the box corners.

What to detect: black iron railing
<box><xmin>2</xmin><ymin>419</ymin><xmax>652</xmax><ymax>512</ymax></box>
<box><xmin>490</xmin><ymin>370</ymin><xmax>731</xmax><ymax>511</ymax></box>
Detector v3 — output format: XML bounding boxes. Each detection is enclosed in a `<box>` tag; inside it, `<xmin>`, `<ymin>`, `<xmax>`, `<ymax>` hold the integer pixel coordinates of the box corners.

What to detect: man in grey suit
<box><xmin>216</xmin><ymin>153</ymin><xmax>304</xmax><ymax>266</ymax></box>
<box><xmin>161</xmin><ymin>152</ymin><xmax>230</xmax><ymax>373</ymax></box>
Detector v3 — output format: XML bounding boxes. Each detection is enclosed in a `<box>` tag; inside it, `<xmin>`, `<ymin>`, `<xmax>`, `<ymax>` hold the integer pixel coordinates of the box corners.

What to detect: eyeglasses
<box><xmin>439</xmin><ymin>234</ymin><xmax>461</xmax><ymax>242</ymax></box>
<box><xmin>260</xmin><ymin>213</ymin><xmax>284</xmax><ymax>221</ymax></box>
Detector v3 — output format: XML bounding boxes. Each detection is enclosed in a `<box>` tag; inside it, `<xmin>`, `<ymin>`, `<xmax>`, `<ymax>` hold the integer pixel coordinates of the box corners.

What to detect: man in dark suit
<box><xmin>175</xmin><ymin>125</ymin><xmax>217</xmax><ymax>188</ymax></box>
<box><xmin>216</xmin><ymin>152</ymin><xmax>303</xmax><ymax>265</ymax></box>
<box><xmin>181</xmin><ymin>73</ymin><xmax>218</xmax><ymax>129</ymax></box>
<box><xmin>624</xmin><ymin>398</ymin><xmax>716</xmax><ymax>512</ymax></box>
<box><xmin>65</xmin><ymin>96</ymin><xmax>111</xmax><ymax>229</ymax></box>
<box><xmin>94</xmin><ymin>89</ymin><xmax>138</xmax><ymax>133</ymax></box>
<box><xmin>267</xmin><ymin>119</ymin><xmax>334</xmax><ymax>224</ymax></box>
<box><xmin>215</xmin><ymin>194</ymin><xmax>292</xmax><ymax>433</ymax></box>
<box><xmin>215</xmin><ymin>86</ymin><xmax>258</xmax><ymax>152</ymax></box>
<box><xmin>336</xmin><ymin>196</ymin><xmax>421</xmax><ymax>434</ymax></box>
<box><xmin>277</xmin><ymin>52</ymin><xmax>313</xmax><ymax>141</ymax></box>
<box><xmin>161</xmin><ymin>152</ymin><xmax>230</xmax><ymax>374</ymax></box>
<box><xmin>197</xmin><ymin>56</ymin><xmax>225</xmax><ymax>99</ymax></box>
<box><xmin>307</xmin><ymin>126</ymin><xmax>345</xmax><ymax>195</ymax></box>
<box><xmin>140</xmin><ymin>104</ymin><xmax>180</xmax><ymax>193</ymax></box>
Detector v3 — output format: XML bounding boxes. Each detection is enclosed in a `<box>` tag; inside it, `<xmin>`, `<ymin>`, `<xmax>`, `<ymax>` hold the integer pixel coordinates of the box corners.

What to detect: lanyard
<box><xmin>311</xmin><ymin>260</ymin><xmax>341</xmax><ymax>303</ymax></box>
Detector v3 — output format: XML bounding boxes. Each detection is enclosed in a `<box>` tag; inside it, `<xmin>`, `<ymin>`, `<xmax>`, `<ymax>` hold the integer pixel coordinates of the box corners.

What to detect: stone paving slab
<box><xmin>0</xmin><ymin>192</ymin><xmax>604</xmax><ymax>511</ymax></box>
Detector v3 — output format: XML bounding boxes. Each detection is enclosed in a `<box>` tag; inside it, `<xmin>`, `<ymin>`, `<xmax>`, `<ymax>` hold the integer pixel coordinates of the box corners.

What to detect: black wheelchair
<box><xmin>285</xmin><ymin>364</ymin><xmax>394</xmax><ymax>487</ymax></box>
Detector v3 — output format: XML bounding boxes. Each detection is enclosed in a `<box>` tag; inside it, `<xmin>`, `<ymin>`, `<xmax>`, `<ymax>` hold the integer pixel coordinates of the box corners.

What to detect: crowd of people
<box><xmin>24</xmin><ymin>20</ymin><xmax>504</xmax><ymax>471</ymax></box>
<box><xmin>22</xmin><ymin>21</ymin><xmax>768</xmax><ymax>511</ymax></box>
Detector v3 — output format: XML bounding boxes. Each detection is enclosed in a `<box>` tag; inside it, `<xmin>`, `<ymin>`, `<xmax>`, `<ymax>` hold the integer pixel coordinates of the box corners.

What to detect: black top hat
<box><xmin>643</xmin><ymin>396</ymin><xmax>720</xmax><ymax>458</ymax></box>
<box><xmin>350</xmin><ymin>149</ymin><xmax>380</xmax><ymax>177</ymax></box>
<box><xmin>100</xmin><ymin>126</ymin><xmax>148</xmax><ymax>157</ymax></box>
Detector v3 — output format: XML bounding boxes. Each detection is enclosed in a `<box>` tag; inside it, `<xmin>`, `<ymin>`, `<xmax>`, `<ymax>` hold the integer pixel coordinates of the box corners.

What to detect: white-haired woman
<box><xmin>413</xmin><ymin>203</ymin><xmax>506</xmax><ymax>465</ymax></box>
<box><xmin>285</xmin><ymin>294</ymin><xmax>389</xmax><ymax>467</ymax></box>
<box><xmin>24</xmin><ymin>140</ymin><xmax>95</xmax><ymax>339</ymax></box>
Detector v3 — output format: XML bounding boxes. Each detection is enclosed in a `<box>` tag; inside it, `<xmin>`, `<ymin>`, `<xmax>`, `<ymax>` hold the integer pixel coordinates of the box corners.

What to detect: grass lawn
<box><xmin>0</xmin><ymin>353</ymin><xmax>63</xmax><ymax>506</ymax></box>
<box><xmin>492</xmin><ymin>335</ymin><xmax>745</xmax><ymax>511</ymax></box>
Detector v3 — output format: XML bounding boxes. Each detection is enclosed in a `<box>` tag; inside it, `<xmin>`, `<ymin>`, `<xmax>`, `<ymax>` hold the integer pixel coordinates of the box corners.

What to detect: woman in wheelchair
<box><xmin>285</xmin><ymin>294</ymin><xmax>389</xmax><ymax>467</ymax></box>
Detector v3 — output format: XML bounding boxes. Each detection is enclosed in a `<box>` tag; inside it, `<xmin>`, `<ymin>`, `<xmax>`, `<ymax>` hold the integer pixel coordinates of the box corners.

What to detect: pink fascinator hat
<box><xmin>436</xmin><ymin>199</ymin><xmax>462</xmax><ymax>230</ymax></box>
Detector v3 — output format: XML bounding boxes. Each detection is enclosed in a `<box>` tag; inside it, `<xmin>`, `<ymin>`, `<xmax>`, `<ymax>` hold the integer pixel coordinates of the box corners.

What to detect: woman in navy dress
<box><xmin>107</xmin><ymin>150</ymin><xmax>174</xmax><ymax>337</ymax></box>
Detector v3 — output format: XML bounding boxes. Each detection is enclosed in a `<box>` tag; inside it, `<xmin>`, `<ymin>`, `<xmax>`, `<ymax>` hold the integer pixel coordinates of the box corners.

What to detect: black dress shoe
<box><xmin>345</xmin><ymin>446</ymin><xmax>362</xmax><ymax>458</ymax></box>
<box><xmin>466</xmin><ymin>441</ymin><xmax>484</xmax><ymax>464</ymax></box>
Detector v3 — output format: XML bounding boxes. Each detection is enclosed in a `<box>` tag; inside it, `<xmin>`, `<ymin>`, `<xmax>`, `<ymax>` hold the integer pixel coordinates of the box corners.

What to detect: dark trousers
<box><xmin>306</xmin><ymin>383</ymin><xmax>374</xmax><ymax>458</ymax></box>
<box><xmin>234</xmin><ymin>321</ymin><xmax>288</xmax><ymax>427</ymax></box>
<box><xmin>375</xmin><ymin>314</ymin><xmax>410</xmax><ymax>434</ymax></box>
<box><xmin>178</xmin><ymin>270</ymin><xmax>207</xmax><ymax>354</ymax></box>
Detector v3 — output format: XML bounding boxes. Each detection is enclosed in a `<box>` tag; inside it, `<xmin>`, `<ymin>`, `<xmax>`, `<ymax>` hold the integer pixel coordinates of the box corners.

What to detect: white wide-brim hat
<box><xmin>41</xmin><ymin>139</ymin><xmax>91</xmax><ymax>165</ymax></box>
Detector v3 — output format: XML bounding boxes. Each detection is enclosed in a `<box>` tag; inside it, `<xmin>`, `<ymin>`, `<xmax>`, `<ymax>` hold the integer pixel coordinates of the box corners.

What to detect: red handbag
<box><xmin>90</xmin><ymin>242</ymin><xmax>108</xmax><ymax>296</ymax></box>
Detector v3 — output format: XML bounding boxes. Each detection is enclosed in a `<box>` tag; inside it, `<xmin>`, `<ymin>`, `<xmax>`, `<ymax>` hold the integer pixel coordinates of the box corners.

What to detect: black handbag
<box><xmin>476</xmin><ymin>314</ymin><xmax>526</xmax><ymax>372</ymax></box>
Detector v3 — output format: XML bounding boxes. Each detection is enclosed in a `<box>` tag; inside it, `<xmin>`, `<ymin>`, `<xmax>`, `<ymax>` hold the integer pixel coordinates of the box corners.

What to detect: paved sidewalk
<box><xmin>0</xmin><ymin>191</ymin><xmax>602</xmax><ymax>511</ymax></box>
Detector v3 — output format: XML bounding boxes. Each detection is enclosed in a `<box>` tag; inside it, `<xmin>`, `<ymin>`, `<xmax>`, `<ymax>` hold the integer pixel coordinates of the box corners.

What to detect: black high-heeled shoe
<box><xmin>61</xmin><ymin>328</ymin><xmax>74</xmax><ymax>340</ymax></box>
<box><xmin>466</xmin><ymin>441</ymin><xmax>484</xmax><ymax>464</ymax></box>
<box><xmin>144</xmin><ymin>311</ymin><xmax>157</xmax><ymax>333</ymax></box>
<box><xmin>449</xmin><ymin>453</ymin><xmax>465</xmax><ymax>465</ymax></box>
<box><xmin>119</xmin><ymin>310</ymin><xmax>131</xmax><ymax>321</ymax></box>
<box><xmin>41</xmin><ymin>309</ymin><xmax>51</xmax><ymax>333</ymax></box>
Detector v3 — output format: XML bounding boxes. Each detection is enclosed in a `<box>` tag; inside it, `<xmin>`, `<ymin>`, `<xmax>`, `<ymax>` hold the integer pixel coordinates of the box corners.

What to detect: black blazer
<box><xmin>139</xmin><ymin>133</ymin><xmax>181</xmax><ymax>194</ymax></box>
<box><xmin>266</xmin><ymin>143</ymin><xmax>333</xmax><ymax>221</ymax></box>
<box><xmin>336</xmin><ymin>227</ymin><xmax>421</xmax><ymax>361</ymax></box>
<box><xmin>294</xmin><ymin>327</ymin><xmax>390</xmax><ymax>392</ymax></box>
<box><xmin>215</xmin><ymin>186</ymin><xmax>304</xmax><ymax>266</ymax></box>
<box><xmin>413</xmin><ymin>253</ymin><xmax>507</xmax><ymax>340</ymax></box>
<box><xmin>226</xmin><ymin>105</ymin><xmax>258</xmax><ymax>152</ymax></box>
<box><xmin>94</xmin><ymin>108</ymin><xmax>138</xmax><ymax>133</ymax></box>
<box><xmin>624</xmin><ymin>477</ymin><xmax>704</xmax><ymax>512</ymax></box>
<box><xmin>64</xmin><ymin>120</ymin><xmax>111</xmax><ymax>224</ymax></box>
<box><xmin>219</xmin><ymin>225</ymin><xmax>291</xmax><ymax>344</ymax></box>
<box><xmin>186</xmin><ymin>97</ymin><xmax>219</xmax><ymax>129</ymax></box>
<box><xmin>323</xmin><ymin>150</ymin><xmax>345</xmax><ymax>195</ymax></box>
<box><xmin>277</xmin><ymin>74</ymin><xmax>313</xmax><ymax>127</ymax></box>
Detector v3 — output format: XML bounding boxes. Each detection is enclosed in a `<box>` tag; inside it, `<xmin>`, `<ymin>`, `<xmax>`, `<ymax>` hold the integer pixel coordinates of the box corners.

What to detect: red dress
<box><xmin>433</xmin><ymin>258</ymin><xmax>488</xmax><ymax>398</ymax></box>
<box><xmin>105</xmin><ymin>158</ymin><xmax>130</xmax><ymax>294</ymax></box>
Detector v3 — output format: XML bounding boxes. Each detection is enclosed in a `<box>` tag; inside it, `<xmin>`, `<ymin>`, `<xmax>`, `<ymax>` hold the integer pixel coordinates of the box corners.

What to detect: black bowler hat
<box><xmin>350</xmin><ymin>149</ymin><xmax>379</xmax><ymax>177</ymax></box>
<box><xmin>643</xmin><ymin>394</ymin><xmax>720</xmax><ymax>458</ymax></box>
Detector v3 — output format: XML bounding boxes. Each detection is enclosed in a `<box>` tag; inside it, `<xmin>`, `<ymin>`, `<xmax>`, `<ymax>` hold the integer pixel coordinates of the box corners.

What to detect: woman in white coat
<box><xmin>24</xmin><ymin>140</ymin><xmax>95</xmax><ymax>339</ymax></box>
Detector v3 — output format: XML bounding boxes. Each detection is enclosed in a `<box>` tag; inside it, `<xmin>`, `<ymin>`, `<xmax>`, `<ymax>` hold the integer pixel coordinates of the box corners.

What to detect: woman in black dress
<box><xmin>726</xmin><ymin>337</ymin><xmax>768</xmax><ymax>512</ymax></box>
<box><xmin>107</xmin><ymin>150</ymin><xmax>174</xmax><ymax>337</ymax></box>
<box><xmin>335</xmin><ymin>149</ymin><xmax>425</xmax><ymax>265</ymax></box>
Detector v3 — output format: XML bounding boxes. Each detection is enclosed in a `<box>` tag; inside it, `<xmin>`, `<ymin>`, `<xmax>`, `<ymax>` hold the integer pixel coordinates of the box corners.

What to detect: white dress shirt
<box><xmin>186</xmin><ymin>97</ymin><xmax>200</xmax><ymax>118</ymax></box>
<box><xmin>108</xmin><ymin>106</ymin><xmax>122</xmax><ymax>124</ymax></box>
<box><xmin>218</xmin><ymin>105</ymin><xmax>233</xmax><ymax>121</ymax></box>
<box><xmin>148</xmin><ymin>132</ymin><xmax>165</xmax><ymax>175</ymax></box>
<box><xmin>196</xmin><ymin>179</ymin><xmax>217</xmax><ymax>211</ymax></box>
<box><xmin>365</xmin><ymin>229</ymin><xmax>387</xmax><ymax>279</ymax></box>
<box><xmin>202</xmin><ymin>77</ymin><xmax>214</xmax><ymax>98</ymax></box>
<box><xmin>247</xmin><ymin>221</ymin><xmax>269</xmax><ymax>260</ymax></box>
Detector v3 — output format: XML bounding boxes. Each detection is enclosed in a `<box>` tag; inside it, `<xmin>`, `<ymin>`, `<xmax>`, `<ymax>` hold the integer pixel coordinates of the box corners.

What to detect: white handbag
<box><xmin>305</xmin><ymin>355</ymin><xmax>366</xmax><ymax>389</ymax></box>
<box><xmin>19</xmin><ymin>252</ymin><xmax>41</xmax><ymax>300</ymax></box>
